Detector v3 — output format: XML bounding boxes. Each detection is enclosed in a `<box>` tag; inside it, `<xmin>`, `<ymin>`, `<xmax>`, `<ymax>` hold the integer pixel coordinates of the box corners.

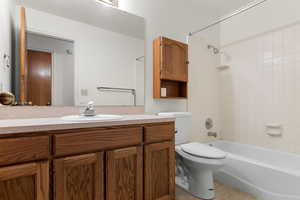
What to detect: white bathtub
<box><xmin>208</xmin><ymin>140</ymin><xmax>300</xmax><ymax>200</ymax></box>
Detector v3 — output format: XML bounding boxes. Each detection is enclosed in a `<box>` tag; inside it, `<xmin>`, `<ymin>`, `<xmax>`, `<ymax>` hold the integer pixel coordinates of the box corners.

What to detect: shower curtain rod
<box><xmin>187</xmin><ymin>0</ymin><xmax>268</xmax><ymax>40</ymax></box>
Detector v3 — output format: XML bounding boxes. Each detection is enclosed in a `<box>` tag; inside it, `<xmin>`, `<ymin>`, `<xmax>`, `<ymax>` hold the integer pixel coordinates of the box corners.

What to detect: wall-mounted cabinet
<box><xmin>153</xmin><ymin>36</ymin><xmax>188</xmax><ymax>99</ymax></box>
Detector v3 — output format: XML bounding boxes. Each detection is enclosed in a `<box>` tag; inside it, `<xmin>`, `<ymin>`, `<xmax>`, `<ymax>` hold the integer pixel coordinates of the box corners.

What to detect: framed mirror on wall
<box><xmin>10</xmin><ymin>0</ymin><xmax>145</xmax><ymax>107</ymax></box>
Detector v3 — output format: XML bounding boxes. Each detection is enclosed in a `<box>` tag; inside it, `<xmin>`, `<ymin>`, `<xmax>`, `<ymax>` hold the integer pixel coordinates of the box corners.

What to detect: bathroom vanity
<box><xmin>0</xmin><ymin>116</ymin><xmax>175</xmax><ymax>200</ymax></box>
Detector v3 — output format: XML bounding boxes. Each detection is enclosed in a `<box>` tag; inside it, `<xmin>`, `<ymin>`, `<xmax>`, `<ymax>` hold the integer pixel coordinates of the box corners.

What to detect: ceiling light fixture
<box><xmin>96</xmin><ymin>0</ymin><xmax>118</xmax><ymax>7</ymax></box>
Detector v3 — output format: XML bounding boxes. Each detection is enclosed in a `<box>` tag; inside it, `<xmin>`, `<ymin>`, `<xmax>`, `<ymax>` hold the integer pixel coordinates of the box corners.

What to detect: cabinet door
<box><xmin>144</xmin><ymin>142</ymin><xmax>175</xmax><ymax>200</ymax></box>
<box><xmin>161</xmin><ymin>37</ymin><xmax>188</xmax><ymax>82</ymax></box>
<box><xmin>0</xmin><ymin>161</ymin><xmax>49</xmax><ymax>200</ymax></box>
<box><xmin>106</xmin><ymin>146</ymin><xmax>143</xmax><ymax>200</ymax></box>
<box><xmin>54</xmin><ymin>153</ymin><xmax>104</xmax><ymax>200</ymax></box>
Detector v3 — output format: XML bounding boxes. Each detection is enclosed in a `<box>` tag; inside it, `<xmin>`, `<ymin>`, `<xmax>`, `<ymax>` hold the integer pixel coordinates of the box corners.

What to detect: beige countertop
<box><xmin>0</xmin><ymin>115</ymin><xmax>175</xmax><ymax>136</ymax></box>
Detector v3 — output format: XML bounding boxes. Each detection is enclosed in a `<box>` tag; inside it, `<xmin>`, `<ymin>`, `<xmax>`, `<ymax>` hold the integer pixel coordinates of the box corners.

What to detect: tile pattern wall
<box><xmin>220</xmin><ymin>23</ymin><xmax>300</xmax><ymax>154</ymax></box>
<box><xmin>189</xmin><ymin>29</ymin><xmax>221</xmax><ymax>143</ymax></box>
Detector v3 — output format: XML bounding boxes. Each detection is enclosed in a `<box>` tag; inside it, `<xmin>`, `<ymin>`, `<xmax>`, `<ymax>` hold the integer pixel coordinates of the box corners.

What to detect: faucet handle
<box><xmin>82</xmin><ymin>101</ymin><xmax>96</xmax><ymax>116</ymax></box>
<box><xmin>87</xmin><ymin>101</ymin><xmax>94</xmax><ymax>108</ymax></box>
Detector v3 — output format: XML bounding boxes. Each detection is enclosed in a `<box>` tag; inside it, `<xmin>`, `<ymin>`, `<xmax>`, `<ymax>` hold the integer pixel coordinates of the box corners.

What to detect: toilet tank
<box><xmin>158</xmin><ymin>112</ymin><xmax>192</xmax><ymax>145</ymax></box>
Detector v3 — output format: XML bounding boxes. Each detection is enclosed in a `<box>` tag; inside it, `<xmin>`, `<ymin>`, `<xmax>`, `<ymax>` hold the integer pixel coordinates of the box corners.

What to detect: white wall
<box><xmin>219</xmin><ymin>0</ymin><xmax>300</xmax><ymax>154</ymax></box>
<box><xmin>118</xmin><ymin>0</ymin><xmax>219</xmax><ymax>113</ymax></box>
<box><xmin>27</xmin><ymin>33</ymin><xmax>75</xmax><ymax>106</ymax></box>
<box><xmin>0</xmin><ymin>0</ymin><xmax>16</xmax><ymax>93</ymax></box>
<box><xmin>25</xmin><ymin>8</ymin><xmax>144</xmax><ymax>106</ymax></box>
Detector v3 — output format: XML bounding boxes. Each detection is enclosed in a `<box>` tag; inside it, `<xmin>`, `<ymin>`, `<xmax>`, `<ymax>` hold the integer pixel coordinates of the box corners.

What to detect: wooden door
<box><xmin>54</xmin><ymin>153</ymin><xmax>104</xmax><ymax>200</ymax></box>
<box><xmin>19</xmin><ymin>7</ymin><xmax>27</xmax><ymax>104</ymax></box>
<box><xmin>27</xmin><ymin>50</ymin><xmax>52</xmax><ymax>106</ymax></box>
<box><xmin>161</xmin><ymin>37</ymin><xmax>188</xmax><ymax>82</ymax></box>
<box><xmin>0</xmin><ymin>161</ymin><xmax>49</xmax><ymax>200</ymax></box>
<box><xmin>106</xmin><ymin>146</ymin><xmax>143</xmax><ymax>200</ymax></box>
<box><xmin>144</xmin><ymin>142</ymin><xmax>175</xmax><ymax>200</ymax></box>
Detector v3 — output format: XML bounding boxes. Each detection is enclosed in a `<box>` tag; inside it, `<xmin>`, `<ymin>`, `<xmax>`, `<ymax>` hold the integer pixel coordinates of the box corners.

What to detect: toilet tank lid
<box><xmin>181</xmin><ymin>142</ymin><xmax>226</xmax><ymax>159</ymax></box>
<box><xmin>158</xmin><ymin>112</ymin><xmax>192</xmax><ymax>118</ymax></box>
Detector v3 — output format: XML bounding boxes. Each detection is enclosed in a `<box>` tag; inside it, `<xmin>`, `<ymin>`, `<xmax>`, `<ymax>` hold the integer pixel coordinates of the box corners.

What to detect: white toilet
<box><xmin>158</xmin><ymin>112</ymin><xmax>227</xmax><ymax>200</ymax></box>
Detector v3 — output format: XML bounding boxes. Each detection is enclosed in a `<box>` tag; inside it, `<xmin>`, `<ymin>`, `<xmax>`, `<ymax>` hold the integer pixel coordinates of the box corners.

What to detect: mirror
<box><xmin>13</xmin><ymin>1</ymin><xmax>145</xmax><ymax>107</ymax></box>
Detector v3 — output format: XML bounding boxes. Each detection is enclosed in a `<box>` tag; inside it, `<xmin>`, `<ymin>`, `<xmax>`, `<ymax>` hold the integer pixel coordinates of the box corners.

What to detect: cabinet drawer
<box><xmin>144</xmin><ymin>123</ymin><xmax>175</xmax><ymax>143</ymax></box>
<box><xmin>0</xmin><ymin>136</ymin><xmax>50</xmax><ymax>166</ymax></box>
<box><xmin>54</xmin><ymin>127</ymin><xmax>143</xmax><ymax>156</ymax></box>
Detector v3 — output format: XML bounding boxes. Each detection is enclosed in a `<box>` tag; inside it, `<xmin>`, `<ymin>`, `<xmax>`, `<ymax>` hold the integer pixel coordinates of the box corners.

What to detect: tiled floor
<box><xmin>175</xmin><ymin>181</ymin><xmax>256</xmax><ymax>200</ymax></box>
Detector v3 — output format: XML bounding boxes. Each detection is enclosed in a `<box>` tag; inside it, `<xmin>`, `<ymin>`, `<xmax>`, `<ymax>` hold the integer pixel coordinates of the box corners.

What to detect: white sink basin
<box><xmin>61</xmin><ymin>114</ymin><xmax>123</xmax><ymax>122</ymax></box>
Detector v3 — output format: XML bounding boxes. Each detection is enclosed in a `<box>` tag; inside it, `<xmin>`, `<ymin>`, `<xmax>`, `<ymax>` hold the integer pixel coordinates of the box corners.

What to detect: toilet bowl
<box><xmin>176</xmin><ymin>142</ymin><xmax>226</xmax><ymax>199</ymax></box>
<box><xmin>158</xmin><ymin>112</ymin><xmax>226</xmax><ymax>200</ymax></box>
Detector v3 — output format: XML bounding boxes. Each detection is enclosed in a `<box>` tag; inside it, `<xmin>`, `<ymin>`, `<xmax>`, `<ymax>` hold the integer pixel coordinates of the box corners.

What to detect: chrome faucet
<box><xmin>82</xmin><ymin>101</ymin><xmax>96</xmax><ymax>116</ymax></box>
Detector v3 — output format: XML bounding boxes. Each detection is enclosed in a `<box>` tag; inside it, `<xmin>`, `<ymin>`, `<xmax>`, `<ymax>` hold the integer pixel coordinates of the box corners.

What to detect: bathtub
<box><xmin>207</xmin><ymin>140</ymin><xmax>300</xmax><ymax>200</ymax></box>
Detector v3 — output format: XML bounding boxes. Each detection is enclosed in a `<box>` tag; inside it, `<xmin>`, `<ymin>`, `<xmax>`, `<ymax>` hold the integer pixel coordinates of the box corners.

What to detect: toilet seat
<box><xmin>181</xmin><ymin>142</ymin><xmax>226</xmax><ymax>159</ymax></box>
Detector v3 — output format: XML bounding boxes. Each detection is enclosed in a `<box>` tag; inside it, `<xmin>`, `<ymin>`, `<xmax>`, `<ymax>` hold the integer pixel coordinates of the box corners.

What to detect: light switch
<box><xmin>161</xmin><ymin>88</ymin><xmax>167</xmax><ymax>97</ymax></box>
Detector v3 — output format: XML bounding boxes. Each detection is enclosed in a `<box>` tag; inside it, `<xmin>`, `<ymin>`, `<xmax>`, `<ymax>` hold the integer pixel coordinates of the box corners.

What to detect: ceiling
<box><xmin>17</xmin><ymin>0</ymin><xmax>256</xmax><ymax>39</ymax></box>
<box><xmin>17</xmin><ymin>0</ymin><xmax>145</xmax><ymax>39</ymax></box>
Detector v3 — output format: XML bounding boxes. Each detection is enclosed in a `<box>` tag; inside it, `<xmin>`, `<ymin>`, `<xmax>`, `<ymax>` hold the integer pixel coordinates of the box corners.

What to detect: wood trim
<box><xmin>0</xmin><ymin>122</ymin><xmax>172</xmax><ymax>139</ymax></box>
<box><xmin>161</xmin><ymin>37</ymin><xmax>188</xmax><ymax>82</ymax></box>
<box><xmin>94</xmin><ymin>153</ymin><xmax>103</xmax><ymax>200</ymax></box>
<box><xmin>62</xmin><ymin>153</ymin><xmax>98</xmax><ymax>167</ymax></box>
<box><xmin>112</xmin><ymin>146</ymin><xmax>139</xmax><ymax>159</ymax></box>
<box><xmin>54</xmin><ymin>127</ymin><xmax>142</xmax><ymax>156</ymax></box>
<box><xmin>36</xmin><ymin>161</ymin><xmax>50</xmax><ymax>200</ymax></box>
<box><xmin>144</xmin><ymin>141</ymin><xmax>175</xmax><ymax>200</ymax></box>
<box><xmin>0</xmin><ymin>163</ymin><xmax>37</xmax><ymax>181</ymax></box>
<box><xmin>153</xmin><ymin>37</ymin><xmax>162</xmax><ymax>98</ymax></box>
<box><xmin>54</xmin><ymin>152</ymin><xmax>104</xmax><ymax>200</ymax></box>
<box><xmin>19</xmin><ymin>7</ymin><xmax>27</xmax><ymax>104</ymax></box>
<box><xmin>106</xmin><ymin>146</ymin><xmax>143</xmax><ymax>200</ymax></box>
<box><xmin>54</xmin><ymin>158</ymin><xmax>64</xmax><ymax>200</ymax></box>
<box><xmin>144</xmin><ymin>123</ymin><xmax>175</xmax><ymax>143</ymax></box>
<box><xmin>0</xmin><ymin>161</ymin><xmax>49</xmax><ymax>200</ymax></box>
<box><xmin>0</xmin><ymin>136</ymin><xmax>50</xmax><ymax>166</ymax></box>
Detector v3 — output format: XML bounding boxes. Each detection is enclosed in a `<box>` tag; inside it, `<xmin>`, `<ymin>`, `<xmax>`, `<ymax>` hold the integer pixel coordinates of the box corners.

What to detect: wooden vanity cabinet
<box><xmin>0</xmin><ymin>122</ymin><xmax>175</xmax><ymax>200</ymax></box>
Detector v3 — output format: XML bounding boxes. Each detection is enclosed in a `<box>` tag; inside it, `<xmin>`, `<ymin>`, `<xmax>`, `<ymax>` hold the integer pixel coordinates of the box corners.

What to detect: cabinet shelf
<box><xmin>161</xmin><ymin>78</ymin><xmax>188</xmax><ymax>83</ymax></box>
<box><xmin>153</xmin><ymin>36</ymin><xmax>188</xmax><ymax>99</ymax></box>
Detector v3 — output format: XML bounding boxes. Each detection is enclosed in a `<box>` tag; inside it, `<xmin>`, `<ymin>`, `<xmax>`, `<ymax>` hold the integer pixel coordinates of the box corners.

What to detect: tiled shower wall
<box><xmin>220</xmin><ymin>23</ymin><xmax>300</xmax><ymax>154</ymax></box>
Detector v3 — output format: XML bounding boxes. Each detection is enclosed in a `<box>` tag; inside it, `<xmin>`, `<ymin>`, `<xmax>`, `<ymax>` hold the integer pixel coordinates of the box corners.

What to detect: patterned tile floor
<box><xmin>176</xmin><ymin>181</ymin><xmax>256</xmax><ymax>200</ymax></box>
